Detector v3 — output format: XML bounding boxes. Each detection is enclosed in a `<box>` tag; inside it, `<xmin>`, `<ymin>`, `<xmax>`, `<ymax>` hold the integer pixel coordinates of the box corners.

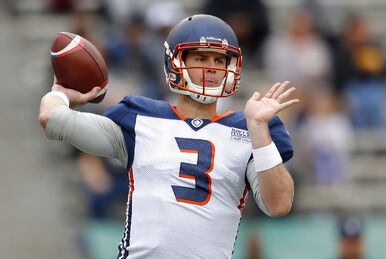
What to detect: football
<box><xmin>51</xmin><ymin>32</ymin><xmax>108</xmax><ymax>103</ymax></box>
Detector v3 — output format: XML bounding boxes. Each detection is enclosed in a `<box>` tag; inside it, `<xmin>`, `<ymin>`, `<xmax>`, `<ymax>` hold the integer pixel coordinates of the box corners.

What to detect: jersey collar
<box><xmin>170</xmin><ymin>105</ymin><xmax>234</xmax><ymax>131</ymax></box>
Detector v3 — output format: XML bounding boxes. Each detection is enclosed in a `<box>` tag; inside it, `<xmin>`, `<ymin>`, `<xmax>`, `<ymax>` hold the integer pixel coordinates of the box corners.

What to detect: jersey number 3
<box><xmin>172</xmin><ymin>137</ymin><xmax>215</xmax><ymax>205</ymax></box>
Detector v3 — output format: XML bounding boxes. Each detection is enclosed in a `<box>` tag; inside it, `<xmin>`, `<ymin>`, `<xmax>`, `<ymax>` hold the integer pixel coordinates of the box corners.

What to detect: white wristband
<box><xmin>42</xmin><ymin>91</ymin><xmax>70</xmax><ymax>107</ymax></box>
<box><xmin>252</xmin><ymin>142</ymin><xmax>283</xmax><ymax>172</ymax></box>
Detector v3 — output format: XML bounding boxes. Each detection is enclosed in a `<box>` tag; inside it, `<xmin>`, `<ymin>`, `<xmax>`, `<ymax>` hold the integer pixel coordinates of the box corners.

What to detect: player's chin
<box><xmin>203</xmin><ymin>81</ymin><xmax>221</xmax><ymax>88</ymax></box>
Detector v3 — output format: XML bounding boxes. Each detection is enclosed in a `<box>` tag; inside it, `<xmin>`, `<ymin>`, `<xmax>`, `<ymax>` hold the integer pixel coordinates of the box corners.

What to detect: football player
<box><xmin>39</xmin><ymin>14</ymin><xmax>299</xmax><ymax>258</ymax></box>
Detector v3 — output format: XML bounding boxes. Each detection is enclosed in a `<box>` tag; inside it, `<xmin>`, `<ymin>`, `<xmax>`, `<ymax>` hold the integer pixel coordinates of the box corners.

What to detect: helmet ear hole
<box><xmin>169</xmin><ymin>72</ymin><xmax>177</xmax><ymax>82</ymax></box>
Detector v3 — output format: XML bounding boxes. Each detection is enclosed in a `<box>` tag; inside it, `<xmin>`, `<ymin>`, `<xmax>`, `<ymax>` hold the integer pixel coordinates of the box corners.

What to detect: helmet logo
<box><xmin>206</xmin><ymin>36</ymin><xmax>222</xmax><ymax>42</ymax></box>
<box><xmin>191</xmin><ymin>118</ymin><xmax>203</xmax><ymax>128</ymax></box>
<box><xmin>200</xmin><ymin>36</ymin><xmax>228</xmax><ymax>43</ymax></box>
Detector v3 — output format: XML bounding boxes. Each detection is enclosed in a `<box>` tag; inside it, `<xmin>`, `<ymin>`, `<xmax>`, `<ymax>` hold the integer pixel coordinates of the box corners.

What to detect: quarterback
<box><xmin>39</xmin><ymin>14</ymin><xmax>299</xmax><ymax>258</ymax></box>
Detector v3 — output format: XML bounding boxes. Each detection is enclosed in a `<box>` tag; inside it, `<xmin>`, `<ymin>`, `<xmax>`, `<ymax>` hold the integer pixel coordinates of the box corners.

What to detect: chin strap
<box><xmin>189</xmin><ymin>93</ymin><xmax>218</xmax><ymax>104</ymax></box>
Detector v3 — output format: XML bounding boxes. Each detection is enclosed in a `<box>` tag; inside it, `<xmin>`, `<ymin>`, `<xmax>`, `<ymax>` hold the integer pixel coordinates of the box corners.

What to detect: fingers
<box><xmin>51</xmin><ymin>75</ymin><xmax>63</xmax><ymax>91</ymax></box>
<box><xmin>272</xmin><ymin>81</ymin><xmax>290</xmax><ymax>99</ymax></box>
<box><xmin>279</xmin><ymin>98</ymin><xmax>300</xmax><ymax>112</ymax></box>
<box><xmin>264</xmin><ymin>82</ymin><xmax>281</xmax><ymax>98</ymax></box>
<box><xmin>83</xmin><ymin>86</ymin><xmax>101</xmax><ymax>102</ymax></box>
<box><xmin>277</xmin><ymin>87</ymin><xmax>296</xmax><ymax>103</ymax></box>
<box><xmin>52</xmin><ymin>84</ymin><xmax>65</xmax><ymax>91</ymax></box>
<box><xmin>251</xmin><ymin>91</ymin><xmax>261</xmax><ymax>101</ymax></box>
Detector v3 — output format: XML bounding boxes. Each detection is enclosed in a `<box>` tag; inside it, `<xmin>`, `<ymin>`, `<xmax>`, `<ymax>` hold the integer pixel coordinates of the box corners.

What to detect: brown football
<box><xmin>51</xmin><ymin>32</ymin><xmax>108</xmax><ymax>103</ymax></box>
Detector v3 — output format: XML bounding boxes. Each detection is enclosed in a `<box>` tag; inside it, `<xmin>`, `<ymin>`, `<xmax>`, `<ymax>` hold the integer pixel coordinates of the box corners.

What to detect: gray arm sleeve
<box><xmin>246</xmin><ymin>160</ymin><xmax>271</xmax><ymax>216</ymax></box>
<box><xmin>45</xmin><ymin>106</ymin><xmax>128</xmax><ymax>167</ymax></box>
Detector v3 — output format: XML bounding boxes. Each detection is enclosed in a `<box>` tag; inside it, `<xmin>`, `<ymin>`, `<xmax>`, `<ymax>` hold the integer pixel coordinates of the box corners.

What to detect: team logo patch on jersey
<box><xmin>191</xmin><ymin>118</ymin><xmax>203</xmax><ymax>128</ymax></box>
<box><xmin>230</xmin><ymin>128</ymin><xmax>251</xmax><ymax>143</ymax></box>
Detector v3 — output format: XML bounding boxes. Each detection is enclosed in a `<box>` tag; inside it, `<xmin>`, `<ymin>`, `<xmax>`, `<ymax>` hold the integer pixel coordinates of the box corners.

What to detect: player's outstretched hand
<box><xmin>244</xmin><ymin>81</ymin><xmax>300</xmax><ymax>124</ymax></box>
<box><xmin>51</xmin><ymin>77</ymin><xmax>101</xmax><ymax>108</ymax></box>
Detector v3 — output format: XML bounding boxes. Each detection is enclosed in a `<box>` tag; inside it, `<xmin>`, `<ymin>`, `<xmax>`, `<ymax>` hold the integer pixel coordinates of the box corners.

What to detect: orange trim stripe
<box><xmin>179</xmin><ymin>174</ymin><xmax>196</xmax><ymax>180</ymax></box>
<box><xmin>180</xmin><ymin>149</ymin><xmax>198</xmax><ymax>154</ymax></box>
<box><xmin>238</xmin><ymin>186</ymin><xmax>248</xmax><ymax>213</ymax></box>
<box><xmin>170</xmin><ymin>105</ymin><xmax>187</xmax><ymax>120</ymax></box>
<box><xmin>170</xmin><ymin>105</ymin><xmax>234</xmax><ymax>122</ymax></box>
<box><xmin>129</xmin><ymin>168</ymin><xmax>135</xmax><ymax>201</ymax></box>
<box><xmin>210</xmin><ymin>110</ymin><xmax>234</xmax><ymax>122</ymax></box>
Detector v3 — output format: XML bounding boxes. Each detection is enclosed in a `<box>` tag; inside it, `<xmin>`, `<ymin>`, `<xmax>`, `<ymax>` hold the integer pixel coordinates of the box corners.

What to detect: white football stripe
<box><xmin>95</xmin><ymin>84</ymin><xmax>108</xmax><ymax>97</ymax></box>
<box><xmin>51</xmin><ymin>35</ymin><xmax>81</xmax><ymax>56</ymax></box>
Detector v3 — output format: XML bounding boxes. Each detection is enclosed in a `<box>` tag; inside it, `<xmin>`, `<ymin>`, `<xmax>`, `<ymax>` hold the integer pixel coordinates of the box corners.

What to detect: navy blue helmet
<box><xmin>164</xmin><ymin>14</ymin><xmax>242</xmax><ymax>103</ymax></box>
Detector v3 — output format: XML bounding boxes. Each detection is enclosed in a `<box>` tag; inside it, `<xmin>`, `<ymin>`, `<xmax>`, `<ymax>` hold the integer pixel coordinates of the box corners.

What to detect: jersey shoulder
<box><xmin>216</xmin><ymin>112</ymin><xmax>294</xmax><ymax>163</ymax></box>
<box><xmin>215</xmin><ymin>110</ymin><xmax>248</xmax><ymax>130</ymax></box>
<box><xmin>104</xmin><ymin>95</ymin><xmax>179</xmax><ymax>124</ymax></box>
<box><xmin>268</xmin><ymin>116</ymin><xmax>294</xmax><ymax>162</ymax></box>
<box><xmin>103</xmin><ymin>95</ymin><xmax>179</xmax><ymax>169</ymax></box>
<box><xmin>215</xmin><ymin>111</ymin><xmax>286</xmax><ymax>132</ymax></box>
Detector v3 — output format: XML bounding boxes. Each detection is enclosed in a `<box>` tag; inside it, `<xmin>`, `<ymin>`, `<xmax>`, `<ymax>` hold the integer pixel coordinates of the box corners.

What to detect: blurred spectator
<box><xmin>338</xmin><ymin>216</ymin><xmax>364</xmax><ymax>259</ymax></box>
<box><xmin>263</xmin><ymin>9</ymin><xmax>332</xmax><ymax>89</ymax></box>
<box><xmin>201</xmin><ymin>0</ymin><xmax>270</xmax><ymax>57</ymax></box>
<box><xmin>296</xmin><ymin>88</ymin><xmax>354</xmax><ymax>185</ymax></box>
<box><xmin>247</xmin><ymin>234</ymin><xmax>263</xmax><ymax>259</ymax></box>
<box><xmin>138</xmin><ymin>0</ymin><xmax>185</xmax><ymax>100</ymax></box>
<box><xmin>263</xmin><ymin>8</ymin><xmax>333</xmax><ymax>126</ymax></box>
<box><xmin>104</xmin><ymin>14</ymin><xmax>146</xmax><ymax>74</ymax></box>
<box><xmin>101</xmin><ymin>0</ymin><xmax>149</xmax><ymax>75</ymax></box>
<box><xmin>103</xmin><ymin>0</ymin><xmax>185</xmax><ymax>101</ymax></box>
<box><xmin>47</xmin><ymin>0</ymin><xmax>77</xmax><ymax>12</ymax></box>
<box><xmin>102</xmin><ymin>0</ymin><xmax>152</xmax><ymax>26</ymax></box>
<box><xmin>302</xmin><ymin>0</ymin><xmax>339</xmax><ymax>38</ymax></box>
<box><xmin>330</xmin><ymin>15</ymin><xmax>385</xmax><ymax>129</ymax></box>
<box><xmin>78</xmin><ymin>151</ymin><xmax>128</xmax><ymax>219</ymax></box>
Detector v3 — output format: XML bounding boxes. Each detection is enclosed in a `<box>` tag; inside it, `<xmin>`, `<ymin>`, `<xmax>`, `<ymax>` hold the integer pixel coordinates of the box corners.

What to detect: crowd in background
<box><xmin>3</xmin><ymin>0</ymin><xmax>385</xmax><ymax>258</ymax></box>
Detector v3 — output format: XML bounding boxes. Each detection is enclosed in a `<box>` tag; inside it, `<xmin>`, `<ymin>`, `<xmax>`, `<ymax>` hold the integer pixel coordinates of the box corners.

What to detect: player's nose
<box><xmin>205</xmin><ymin>58</ymin><xmax>218</xmax><ymax>73</ymax></box>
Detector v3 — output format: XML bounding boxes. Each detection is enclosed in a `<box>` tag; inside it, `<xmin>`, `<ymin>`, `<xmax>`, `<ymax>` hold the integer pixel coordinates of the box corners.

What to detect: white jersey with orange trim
<box><xmin>103</xmin><ymin>95</ymin><xmax>294</xmax><ymax>259</ymax></box>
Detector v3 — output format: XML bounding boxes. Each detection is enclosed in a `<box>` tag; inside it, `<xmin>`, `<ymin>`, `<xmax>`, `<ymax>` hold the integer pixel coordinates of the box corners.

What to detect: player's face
<box><xmin>184</xmin><ymin>51</ymin><xmax>227</xmax><ymax>87</ymax></box>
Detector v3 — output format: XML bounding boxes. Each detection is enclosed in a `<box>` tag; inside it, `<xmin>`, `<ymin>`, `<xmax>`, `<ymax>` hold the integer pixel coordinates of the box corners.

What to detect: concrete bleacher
<box><xmin>295</xmin><ymin>130</ymin><xmax>386</xmax><ymax>213</ymax></box>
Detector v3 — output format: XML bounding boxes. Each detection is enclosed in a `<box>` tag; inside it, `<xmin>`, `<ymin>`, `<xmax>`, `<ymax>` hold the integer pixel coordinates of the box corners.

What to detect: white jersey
<box><xmin>103</xmin><ymin>95</ymin><xmax>294</xmax><ymax>258</ymax></box>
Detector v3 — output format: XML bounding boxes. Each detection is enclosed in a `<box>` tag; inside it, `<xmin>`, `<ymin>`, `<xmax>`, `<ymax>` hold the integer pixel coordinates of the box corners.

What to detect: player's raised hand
<box><xmin>244</xmin><ymin>81</ymin><xmax>300</xmax><ymax>124</ymax></box>
<box><xmin>51</xmin><ymin>77</ymin><xmax>101</xmax><ymax>108</ymax></box>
